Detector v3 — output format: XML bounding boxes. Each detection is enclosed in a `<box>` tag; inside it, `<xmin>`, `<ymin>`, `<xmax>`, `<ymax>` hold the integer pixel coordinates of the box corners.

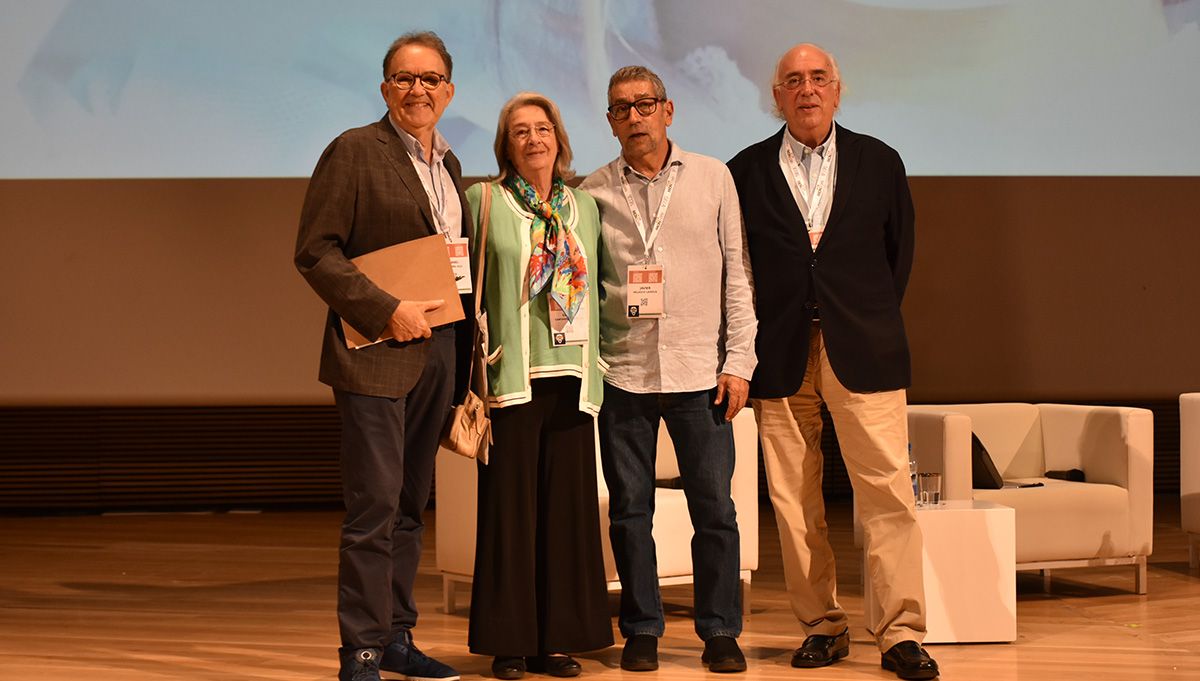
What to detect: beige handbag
<box><xmin>440</xmin><ymin>183</ymin><xmax>493</xmax><ymax>462</ymax></box>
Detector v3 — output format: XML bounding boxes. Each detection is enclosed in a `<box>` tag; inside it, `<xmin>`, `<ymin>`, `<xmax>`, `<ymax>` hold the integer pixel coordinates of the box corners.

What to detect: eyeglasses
<box><xmin>387</xmin><ymin>71</ymin><xmax>448</xmax><ymax>91</ymax></box>
<box><xmin>607</xmin><ymin>97</ymin><xmax>663</xmax><ymax>121</ymax></box>
<box><xmin>774</xmin><ymin>74</ymin><xmax>837</xmax><ymax>90</ymax></box>
<box><xmin>509</xmin><ymin>123</ymin><xmax>555</xmax><ymax>143</ymax></box>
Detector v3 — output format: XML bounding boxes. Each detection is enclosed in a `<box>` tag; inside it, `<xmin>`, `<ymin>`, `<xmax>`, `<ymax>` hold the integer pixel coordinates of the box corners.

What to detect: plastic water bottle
<box><xmin>908</xmin><ymin>443</ymin><xmax>919</xmax><ymax>502</ymax></box>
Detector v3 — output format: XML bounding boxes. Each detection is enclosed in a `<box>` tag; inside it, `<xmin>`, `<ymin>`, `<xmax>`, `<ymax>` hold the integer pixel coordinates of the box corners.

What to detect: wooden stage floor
<box><xmin>2</xmin><ymin>499</ymin><xmax>1199</xmax><ymax>680</ymax></box>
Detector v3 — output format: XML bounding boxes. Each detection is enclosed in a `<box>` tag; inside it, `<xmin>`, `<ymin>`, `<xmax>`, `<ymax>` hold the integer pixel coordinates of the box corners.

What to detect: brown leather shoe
<box><xmin>790</xmin><ymin>629</ymin><xmax>850</xmax><ymax>668</ymax></box>
<box><xmin>881</xmin><ymin>641</ymin><xmax>939</xmax><ymax>680</ymax></box>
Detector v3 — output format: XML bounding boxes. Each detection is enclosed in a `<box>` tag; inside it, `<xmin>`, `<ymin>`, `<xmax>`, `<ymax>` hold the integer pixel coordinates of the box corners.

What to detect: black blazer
<box><xmin>295</xmin><ymin>116</ymin><xmax>473</xmax><ymax>399</ymax></box>
<box><xmin>727</xmin><ymin>124</ymin><xmax>914</xmax><ymax>398</ymax></box>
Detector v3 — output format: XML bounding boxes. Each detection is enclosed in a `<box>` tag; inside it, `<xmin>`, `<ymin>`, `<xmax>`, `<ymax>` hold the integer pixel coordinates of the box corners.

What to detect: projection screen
<box><xmin>3</xmin><ymin>0</ymin><xmax>1198</xmax><ymax>179</ymax></box>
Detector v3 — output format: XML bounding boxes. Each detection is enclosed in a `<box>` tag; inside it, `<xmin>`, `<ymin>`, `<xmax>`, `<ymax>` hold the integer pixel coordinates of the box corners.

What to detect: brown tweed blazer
<box><xmin>295</xmin><ymin>116</ymin><xmax>472</xmax><ymax>399</ymax></box>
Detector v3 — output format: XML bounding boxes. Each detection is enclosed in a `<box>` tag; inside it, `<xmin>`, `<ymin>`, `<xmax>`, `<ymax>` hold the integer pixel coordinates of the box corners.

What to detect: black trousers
<box><xmin>333</xmin><ymin>328</ymin><xmax>456</xmax><ymax>651</ymax></box>
<box><xmin>468</xmin><ymin>377</ymin><xmax>614</xmax><ymax>656</ymax></box>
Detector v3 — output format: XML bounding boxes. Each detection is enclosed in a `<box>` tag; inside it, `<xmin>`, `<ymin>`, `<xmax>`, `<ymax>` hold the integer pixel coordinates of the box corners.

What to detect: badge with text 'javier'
<box><xmin>626</xmin><ymin>264</ymin><xmax>664</xmax><ymax>318</ymax></box>
<box><xmin>446</xmin><ymin>237</ymin><xmax>471</xmax><ymax>294</ymax></box>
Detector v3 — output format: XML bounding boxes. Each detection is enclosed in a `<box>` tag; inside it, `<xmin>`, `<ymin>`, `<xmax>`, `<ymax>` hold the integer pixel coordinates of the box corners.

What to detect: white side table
<box><xmin>864</xmin><ymin>499</ymin><xmax>1016</xmax><ymax>643</ymax></box>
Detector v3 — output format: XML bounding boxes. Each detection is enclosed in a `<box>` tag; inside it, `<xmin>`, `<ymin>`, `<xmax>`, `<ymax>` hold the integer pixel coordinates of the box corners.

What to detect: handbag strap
<box><xmin>473</xmin><ymin>182</ymin><xmax>491</xmax><ymax>317</ymax></box>
<box><xmin>464</xmin><ymin>182</ymin><xmax>492</xmax><ymax>390</ymax></box>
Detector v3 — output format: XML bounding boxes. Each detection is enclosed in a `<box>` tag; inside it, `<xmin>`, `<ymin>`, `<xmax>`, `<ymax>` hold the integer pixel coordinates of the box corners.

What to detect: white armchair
<box><xmin>907</xmin><ymin>403</ymin><xmax>1154</xmax><ymax>594</ymax></box>
<box><xmin>435</xmin><ymin>409</ymin><xmax>759</xmax><ymax>614</ymax></box>
<box><xmin>1181</xmin><ymin>393</ymin><xmax>1200</xmax><ymax>570</ymax></box>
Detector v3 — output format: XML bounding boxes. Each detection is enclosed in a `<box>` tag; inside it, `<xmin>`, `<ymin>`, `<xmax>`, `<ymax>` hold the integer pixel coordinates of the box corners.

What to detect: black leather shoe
<box><xmin>492</xmin><ymin>656</ymin><xmax>526</xmax><ymax>680</ymax></box>
<box><xmin>701</xmin><ymin>635</ymin><xmax>747</xmax><ymax>673</ymax></box>
<box><xmin>881</xmin><ymin>641</ymin><xmax>939</xmax><ymax>680</ymax></box>
<box><xmin>790</xmin><ymin>629</ymin><xmax>850</xmax><ymax>668</ymax></box>
<box><xmin>526</xmin><ymin>654</ymin><xmax>582</xmax><ymax>678</ymax></box>
<box><xmin>620</xmin><ymin>634</ymin><xmax>659</xmax><ymax>672</ymax></box>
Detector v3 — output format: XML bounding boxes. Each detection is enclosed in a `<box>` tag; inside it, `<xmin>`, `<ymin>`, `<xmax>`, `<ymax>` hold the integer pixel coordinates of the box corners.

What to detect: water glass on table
<box><xmin>918</xmin><ymin>472</ymin><xmax>942</xmax><ymax>507</ymax></box>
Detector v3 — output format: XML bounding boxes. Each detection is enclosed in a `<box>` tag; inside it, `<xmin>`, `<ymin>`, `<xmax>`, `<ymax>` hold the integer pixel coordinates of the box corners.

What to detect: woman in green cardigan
<box><xmin>465</xmin><ymin>92</ymin><xmax>611</xmax><ymax>679</ymax></box>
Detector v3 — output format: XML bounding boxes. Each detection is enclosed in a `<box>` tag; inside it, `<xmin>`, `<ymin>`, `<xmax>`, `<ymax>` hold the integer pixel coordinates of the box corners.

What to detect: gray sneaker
<box><xmin>381</xmin><ymin>631</ymin><xmax>460</xmax><ymax>681</ymax></box>
<box><xmin>339</xmin><ymin>647</ymin><xmax>382</xmax><ymax>681</ymax></box>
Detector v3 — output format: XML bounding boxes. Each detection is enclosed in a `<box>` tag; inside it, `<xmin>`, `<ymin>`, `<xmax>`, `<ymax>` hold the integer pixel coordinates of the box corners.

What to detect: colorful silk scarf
<box><xmin>505</xmin><ymin>174</ymin><xmax>589</xmax><ymax>323</ymax></box>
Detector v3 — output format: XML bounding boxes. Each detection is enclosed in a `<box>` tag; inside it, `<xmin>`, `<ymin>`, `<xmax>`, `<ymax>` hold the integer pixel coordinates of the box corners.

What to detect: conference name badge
<box><xmin>446</xmin><ymin>237</ymin><xmax>472</xmax><ymax>294</ymax></box>
<box><xmin>549</xmin><ymin>298</ymin><xmax>588</xmax><ymax>347</ymax></box>
<box><xmin>626</xmin><ymin>264</ymin><xmax>664</xmax><ymax>318</ymax></box>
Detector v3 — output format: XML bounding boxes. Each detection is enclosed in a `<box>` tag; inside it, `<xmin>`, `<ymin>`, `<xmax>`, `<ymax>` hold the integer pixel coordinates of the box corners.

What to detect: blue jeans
<box><xmin>598</xmin><ymin>383</ymin><xmax>742</xmax><ymax>641</ymax></box>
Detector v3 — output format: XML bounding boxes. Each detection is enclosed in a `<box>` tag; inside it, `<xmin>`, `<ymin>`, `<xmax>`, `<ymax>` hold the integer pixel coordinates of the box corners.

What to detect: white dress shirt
<box><xmin>779</xmin><ymin>124</ymin><xmax>837</xmax><ymax>250</ymax></box>
<box><xmin>580</xmin><ymin>142</ymin><xmax>757</xmax><ymax>394</ymax></box>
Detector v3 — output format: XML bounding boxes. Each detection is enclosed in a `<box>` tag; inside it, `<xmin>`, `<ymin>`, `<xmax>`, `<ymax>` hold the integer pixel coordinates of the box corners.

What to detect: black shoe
<box><xmin>701</xmin><ymin>636</ymin><xmax>746</xmax><ymax>673</ymax></box>
<box><xmin>338</xmin><ymin>647</ymin><xmax>382</xmax><ymax>681</ymax></box>
<box><xmin>381</xmin><ymin>631</ymin><xmax>460</xmax><ymax>680</ymax></box>
<box><xmin>491</xmin><ymin>656</ymin><xmax>526</xmax><ymax>680</ymax></box>
<box><xmin>790</xmin><ymin>629</ymin><xmax>850</xmax><ymax>668</ymax></box>
<box><xmin>526</xmin><ymin>654</ymin><xmax>582</xmax><ymax>677</ymax></box>
<box><xmin>620</xmin><ymin>634</ymin><xmax>659</xmax><ymax>672</ymax></box>
<box><xmin>881</xmin><ymin>641</ymin><xmax>939</xmax><ymax>680</ymax></box>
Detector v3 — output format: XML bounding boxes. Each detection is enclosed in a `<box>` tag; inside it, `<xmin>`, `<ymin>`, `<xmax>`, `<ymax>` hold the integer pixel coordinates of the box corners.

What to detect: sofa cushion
<box><xmin>974</xmin><ymin>478</ymin><xmax>1132</xmax><ymax>562</ymax></box>
<box><xmin>942</xmin><ymin>403</ymin><xmax>1045</xmax><ymax>479</ymax></box>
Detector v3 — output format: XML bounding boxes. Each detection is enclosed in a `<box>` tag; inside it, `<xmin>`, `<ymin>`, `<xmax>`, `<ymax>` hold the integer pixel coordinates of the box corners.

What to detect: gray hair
<box><xmin>382</xmin><ymin>31</ymin><xmax>453</xmax><ymax>80</ymax></box>
<box><xmin>607</xmin><ymin>65</ymin><xmax>668</xmax><ymax>104</ymax></box>
<box><xmin>771</xmin><ymin>43</ymin><xmax>842</xmax><ymax>120</ymax></box>
<box><xmin>492</xmin><ymin>92</ymin><xmax>575</xmax><ymax>182</ymax></box>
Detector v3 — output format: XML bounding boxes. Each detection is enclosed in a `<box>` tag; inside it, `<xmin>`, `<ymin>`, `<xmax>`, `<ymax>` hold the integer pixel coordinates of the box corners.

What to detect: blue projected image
<box><xmin>1</xmin><ymin>0</ymin><xmax>1198</xmax><ymax>178</ymax></box>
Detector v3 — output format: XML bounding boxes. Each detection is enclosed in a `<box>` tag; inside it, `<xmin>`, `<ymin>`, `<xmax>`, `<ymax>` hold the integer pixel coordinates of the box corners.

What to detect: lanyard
<box><xmin>422</xmin><ymin>159</ymin><xmax>451</xmax><ymax>239</ymax></box>
<box><xmin>411</xmin><ymin>138</ymin><xmax>449</xmax><ymax>239</ymax></box>
<box><xmin>620</xmin><ymin>163</ymin><xmax>680</xmax><ymax>261</ymax></box>
<box><xmin>783</xmin><ymin>138</ymin><xmax>835</xmax><ymax>235</ymax></box>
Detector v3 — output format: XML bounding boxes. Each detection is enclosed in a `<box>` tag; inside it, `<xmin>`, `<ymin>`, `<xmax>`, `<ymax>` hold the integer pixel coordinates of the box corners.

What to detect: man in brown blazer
<box><xmin>295</xmin><ymin>31</ymin><xmax>468</xmax><ymax>681</ymax></box>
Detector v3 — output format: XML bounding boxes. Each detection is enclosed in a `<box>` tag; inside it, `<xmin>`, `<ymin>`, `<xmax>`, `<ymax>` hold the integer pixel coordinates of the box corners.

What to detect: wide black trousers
<box><xmin>468</xmin><ymin>377</ymin><xmax>614</xmax><ymax>656</ymax></box>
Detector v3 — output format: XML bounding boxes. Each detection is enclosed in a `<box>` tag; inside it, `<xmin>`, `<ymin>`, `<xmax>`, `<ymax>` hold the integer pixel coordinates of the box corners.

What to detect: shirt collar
<box><xmin>620</xmin><ymin>139</ymin><xmax>684</xmax><ymax>181</ymax></box>
<box><xmin>784</xmin><ymin>123</ymin><xmax>836</xmax><ymax>159</ymax></box>
<box><xmin>388</xmin><ymin>114</ymin><xmax>450</xmax><ymax>166</ymax></box>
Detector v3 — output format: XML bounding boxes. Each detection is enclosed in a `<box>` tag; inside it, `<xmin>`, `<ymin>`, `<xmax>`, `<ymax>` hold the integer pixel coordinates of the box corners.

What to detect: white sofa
<box><xmin>435</xmin><ymin>409</ymin><xmax>759</xmax><ymax>614</ymax></box>
<box><xmin>1182</xmin><ymin>393</ymin><xmax>1200</xmax><ymax>570</ymax></box>
<box><xmin>907</xmin><ymin>403</ymin><xmax>1154</xmax><ymax>593</ymax></box>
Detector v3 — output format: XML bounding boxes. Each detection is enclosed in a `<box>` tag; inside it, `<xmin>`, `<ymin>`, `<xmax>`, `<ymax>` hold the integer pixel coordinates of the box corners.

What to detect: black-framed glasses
<box><xmin>387</xmin><ymin>71</ymin><xmax>448</xmax><ymax>91</ymax></box>
<box><xmin>774</xmin><ymin>74</ymin><xmax>837</xmax><ymax>90</ymax></box>
<box><xmin>607</xmin><ymin>97</ymin><xmax>663</xmax><ymax>121</ymax></box>
<box><xmin>509</xmin><ymin>123</ymin><xmax>555</xmax><ymax>143</ymax></box>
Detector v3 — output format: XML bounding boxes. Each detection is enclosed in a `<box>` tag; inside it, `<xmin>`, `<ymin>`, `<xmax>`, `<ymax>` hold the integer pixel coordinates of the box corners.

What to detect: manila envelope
<box><xmin>342</xmin><ymin>234</ymin><xmax>466</xmax><ymax>349</ymax></box>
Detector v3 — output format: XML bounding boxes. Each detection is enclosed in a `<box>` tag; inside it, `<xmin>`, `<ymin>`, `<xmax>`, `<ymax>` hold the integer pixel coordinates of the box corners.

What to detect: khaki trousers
<box><xmin>753</xmin><ymin>326</ymin><xmax>926</xmax><ymax>650</ymax></box>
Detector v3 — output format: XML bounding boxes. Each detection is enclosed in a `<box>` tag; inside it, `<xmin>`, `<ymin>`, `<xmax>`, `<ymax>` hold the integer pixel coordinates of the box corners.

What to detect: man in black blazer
<box><xmin>295</xmin><ymin>31</ymin><xmax>466</xmax><ymax>681</ymax></box>
<box><xmin>728</xmin><ymin>44</ymin><xmax>938</xmax><ymax>680</ymax></box>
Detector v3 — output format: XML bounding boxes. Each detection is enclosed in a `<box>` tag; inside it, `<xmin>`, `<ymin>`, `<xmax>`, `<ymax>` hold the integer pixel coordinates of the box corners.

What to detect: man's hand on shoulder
<box><xmin>387</xmin><ymin>299</ymin><xmax>444</xmax><ymax>342</ymax></box>
<box><xmin>714</xmin><ymin>373</ymin><xmax>750</xmax><ymax>422</ymax></box>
